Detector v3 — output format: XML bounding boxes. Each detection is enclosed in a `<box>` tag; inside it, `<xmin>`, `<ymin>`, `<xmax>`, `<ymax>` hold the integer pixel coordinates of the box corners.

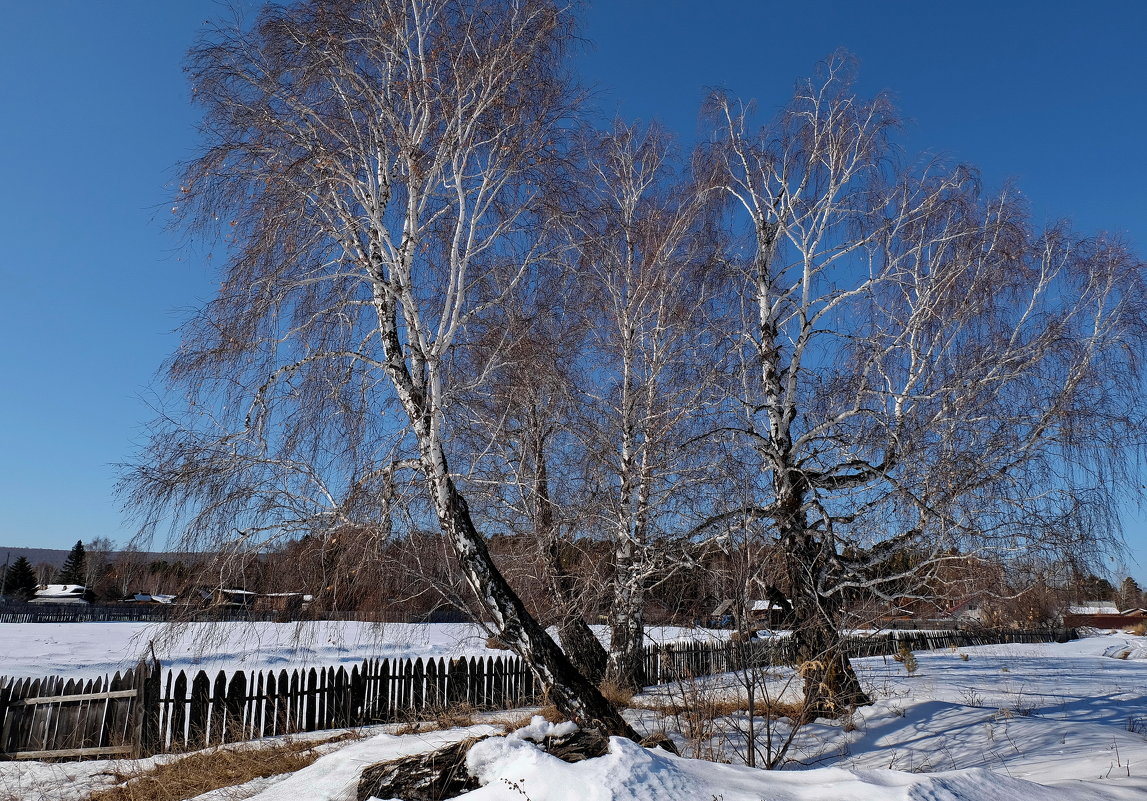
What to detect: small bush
<box><xmin>960</xmin><ymin>653</ymin><xmax>970</xmax><ymax>661</ymax></box>
<box><xmin>892</xmin><ymin>641</ymin><xmax>918</xmax><ymax>675</ymax></box>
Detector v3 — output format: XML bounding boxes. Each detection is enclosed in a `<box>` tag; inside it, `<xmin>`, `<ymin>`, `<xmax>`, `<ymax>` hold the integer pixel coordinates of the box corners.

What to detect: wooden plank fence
<box><xmin>641</xmin><ymin>628</ymin><xmax>1072</xmax><ymax>685</ymax></box>
<box><xmin>0</xmin><ymin>627</ymin><xmax>1070</xmax><ymax>760</ymax></box>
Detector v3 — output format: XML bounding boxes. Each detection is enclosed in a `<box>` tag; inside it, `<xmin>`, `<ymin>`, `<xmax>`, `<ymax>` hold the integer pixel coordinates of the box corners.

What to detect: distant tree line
<box><xmin>6</xmin><ymin>532</ymin><xmax>1139</xmax><ymax>632</ymax></box>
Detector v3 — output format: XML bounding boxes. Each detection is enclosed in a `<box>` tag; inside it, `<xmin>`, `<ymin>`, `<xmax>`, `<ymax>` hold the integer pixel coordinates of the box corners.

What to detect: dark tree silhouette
<box><xmin>3</xmin><ymin>556</ymin><xmax>38</xmax><ymax>601</ymax></box>
<box><xmin>56</xmin><ymin>541</ymin><xmax>87</xmax><ymax>585</ymax></box>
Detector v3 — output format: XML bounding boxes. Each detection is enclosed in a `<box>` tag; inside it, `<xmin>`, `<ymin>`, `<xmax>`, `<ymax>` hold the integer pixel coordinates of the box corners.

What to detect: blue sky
<box><xmin>1</xmin><ymin>1</ymin><xmax>1145</xmax><ymax>581</ymax></box>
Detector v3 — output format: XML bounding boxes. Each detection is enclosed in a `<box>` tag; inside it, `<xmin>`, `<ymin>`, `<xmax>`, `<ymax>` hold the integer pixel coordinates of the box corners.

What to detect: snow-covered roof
<box><xmin>1068</xmin><ymin>603</ymin><xmax>1120</xmax><ymax>615</ymax></box>
<box><xmin>124</xmin><ymin>593</ymin><xmax>176</xmax><ymax>604</ymax></box>
<box><xmin>709</xmin><ymin>599</ymin><xmax>734</xmax><ymax>616</ymax></box>
<box><xmin>750</xmin><ymin>599</ymin><xmax>786</xmax><ymax>611</ymax></box>
<box><xmin>34</xmin><ymin>584</ymin><xmax>87</xmax><ymax>598</ymax></box>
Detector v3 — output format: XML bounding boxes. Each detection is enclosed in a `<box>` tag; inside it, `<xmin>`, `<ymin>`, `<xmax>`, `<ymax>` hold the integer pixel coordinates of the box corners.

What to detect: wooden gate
<box><xmin>0</xmin><ymin>661</ymin><xmax>160</xmax><ymax>759</ymax></box>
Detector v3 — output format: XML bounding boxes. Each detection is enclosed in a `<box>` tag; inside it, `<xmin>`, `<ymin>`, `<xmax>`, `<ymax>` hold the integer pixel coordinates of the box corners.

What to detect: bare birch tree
<box><xmin>121</xmin><ymin>0</ymin><xmax>635</xmax><ymax>738</ymax></box>
<box><xmin>569</xmin><ymin>123</ymin><xmax>722</xmax><ymax>690</ymax></box>
<box><xmin>702</xmin><ymin>54</ymin><xmax>1147</xmax><ymax>715</ymax></box>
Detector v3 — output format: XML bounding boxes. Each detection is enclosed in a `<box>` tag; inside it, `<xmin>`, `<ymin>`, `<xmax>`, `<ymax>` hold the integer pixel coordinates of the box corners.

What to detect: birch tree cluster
<box><xmin>123</xmin><ymin>0</ymin><xmax>1147</xmax><ymax>730</ymax></box>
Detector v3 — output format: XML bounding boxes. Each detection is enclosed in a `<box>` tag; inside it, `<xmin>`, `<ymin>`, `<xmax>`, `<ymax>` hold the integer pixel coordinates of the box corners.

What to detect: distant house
<box><xmin>30</xmin><ymin>585</ymin><xmax>91</xmax><ymax>605</ymax></box>
<box><xmin>1064</xmin><ymin>601</ymin><xmax>1144</xmax><ymax>629</ymax></box>
<box><xmin>120</xmin><ymin>592</ymin><xmax>176</xmax><ymax>605</ymax></box>
<box><xmin>253</xmin><ymin>592</ymin><xmax>312</xmax><ymax>615</ymax></box>
<box><xmin>192</xmin><ymin>587</ymin><xmax>257</xmax><ymax>609</ymax></box>
<box><xmin>702</xmin><ymin>599</ymin><xmax>791</xmax><ymax>629</ymax></box>
<box><xmin>749</xmin><ymin>599</ymin><xmax>791</xmax><ymax>628</ymax></box>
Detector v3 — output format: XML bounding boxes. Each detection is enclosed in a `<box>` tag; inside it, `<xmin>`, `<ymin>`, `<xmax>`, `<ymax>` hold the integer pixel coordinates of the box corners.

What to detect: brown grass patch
<box><xmin>1126</xmin><ymin>621</ymin><xmax>1147</xmax><ymax>636</ymax></box>
<box><xmin>498</xmin><ymin>705</ymin><xmax>566</xmax><ymax>733</ymax></box>
<box><xmin>88</xmin><ymin>733</ymin><xmax>356</xmax><ymax>801</ymax></box>
<box><xmin>640</xmin><ymin>695</ymin><xmax>805</xmax><ymax>722</ymax></box>
<box><xmin>393</xmin><ymin>703</ymin><xmax>480</xmax><ymax>735</ymax></box>
<box><xmin>597</xmin><ymin>680</ymin><xmax>635</xmax><ymax>709</ymax></box>
<box><xmin>433</xmin><ymin>703</ymin><xmax>478</xmax><ymax>729</ymax></box>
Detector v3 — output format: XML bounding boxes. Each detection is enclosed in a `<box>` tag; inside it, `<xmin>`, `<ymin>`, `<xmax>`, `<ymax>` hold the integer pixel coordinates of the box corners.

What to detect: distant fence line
<box><xmin>0</xmin><ymin>604</ymin><xmax>309</xmax><ymax>625</ymax></box>
<box><xmin>0</xmin><ymin>604</ymin><xmax>469</xmax><ymax>625</ymax></box>
<box><xmin>642</xmin><ymin>627</ymin><xmax>1072</xmax><ymax>685</ymax></box>
<box><xmin>0</xmin><ymin>605</ymin><xmax>176</xmax><ymax>625</ymax></box>
<box><xmin>0</xmin><ymin>627</ymin><xmax>1070</xmax><ymax>761</ymax></box>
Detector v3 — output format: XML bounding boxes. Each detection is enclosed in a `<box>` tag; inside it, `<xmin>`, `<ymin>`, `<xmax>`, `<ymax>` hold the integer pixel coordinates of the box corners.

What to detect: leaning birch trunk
<box><xmin>378</xmin><ymin>281</ymin><xmax>636</xmax><ymax>738</ymax></box>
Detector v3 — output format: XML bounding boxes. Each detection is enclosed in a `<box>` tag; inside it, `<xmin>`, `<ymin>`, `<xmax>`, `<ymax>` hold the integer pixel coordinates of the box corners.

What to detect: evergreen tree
<box><xmin>1119</xmin><ymin>576</ymin><xmax>1143</xmax><ymax>609</ymax></box>
<box><xmin>57</xmin><ymin>540</ymin><xmax>87</xmax><ymax>585</ymax></box>
<box><xmin>3</xmin><ymin>556</ymin><xmax>39</xmax><ymax>601</ymax></box>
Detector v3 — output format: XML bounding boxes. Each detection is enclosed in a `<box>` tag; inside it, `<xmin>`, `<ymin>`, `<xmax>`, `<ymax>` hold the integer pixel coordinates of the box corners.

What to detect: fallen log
<box><xmin>356</xmin><ymin>725</ymin><xmax>613</xmax><ymax>800</ymax></box>
<box><xmin>357</xmin><ymin>736</ymin><xmax>486</xmax><ymax>801</ymax></box>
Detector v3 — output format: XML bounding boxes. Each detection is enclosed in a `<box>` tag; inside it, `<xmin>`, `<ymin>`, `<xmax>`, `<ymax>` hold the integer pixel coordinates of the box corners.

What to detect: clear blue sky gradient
<box><xmin>1</xmin><ymin>2</ymin><xmax>1145</xmax><ymax>581</ymax></box>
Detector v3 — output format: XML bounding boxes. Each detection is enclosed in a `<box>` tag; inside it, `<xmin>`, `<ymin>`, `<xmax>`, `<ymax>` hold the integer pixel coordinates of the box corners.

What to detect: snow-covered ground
<box><xmin>2</xmin><ymin>631</ymin><xmax>1145</xmax><ymax>801</ymax></box>
<box><xmin>0</xmin><ymin>621</ymin><xmax>726</xmax><ymax>680</ymax></box>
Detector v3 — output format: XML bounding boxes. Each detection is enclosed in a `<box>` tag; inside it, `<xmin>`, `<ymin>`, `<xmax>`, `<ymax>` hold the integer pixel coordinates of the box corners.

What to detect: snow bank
<box><xmin>1103</xmin><ymin>640</ymin><xmax>1147</xmax><ymax>660</ymax></box>
<box><xmin>421</xmin><ymin>735</ymin><xmax>1109</xmax><ymax>801</ymax></box>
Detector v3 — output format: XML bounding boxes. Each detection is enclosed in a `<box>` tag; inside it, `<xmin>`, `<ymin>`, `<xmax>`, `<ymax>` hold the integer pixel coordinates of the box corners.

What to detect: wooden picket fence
<box><xmin>0</xmin><ymin>605</ymin><xmax>175</xmax><ymax>625</ymax></box>
<box><xmin>0</xmin><ymin>627</ymin><xmax>1071</xmax><ymax>761</ymax></box>
<box><xmin>157</xmin><ymin>654</ymin><xmax>538</xmax><ymax>751</ymax></box>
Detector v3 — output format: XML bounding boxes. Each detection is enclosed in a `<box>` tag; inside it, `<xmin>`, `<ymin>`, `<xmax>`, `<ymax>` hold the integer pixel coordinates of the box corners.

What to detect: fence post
<box><xmin>133</xmin><ymin>659</ymin><xmax>162</xmax><ymax>758</ymax></box>
<box><xmin>0</xmin><ymin>678</ymin><xmax>10</xmax><ymax>758</ymax></box>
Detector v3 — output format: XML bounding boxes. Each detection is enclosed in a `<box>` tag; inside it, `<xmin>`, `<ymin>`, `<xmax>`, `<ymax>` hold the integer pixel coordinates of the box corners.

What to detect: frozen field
<box><xmin>1</xmin><ymin>631</ymin><xmax>1145</xmax><ymax>800</ymax></box>
<box><xmin>0</xmin><ymin>620</ymin><xmax>727</xmax><ymax>680</ymax></box>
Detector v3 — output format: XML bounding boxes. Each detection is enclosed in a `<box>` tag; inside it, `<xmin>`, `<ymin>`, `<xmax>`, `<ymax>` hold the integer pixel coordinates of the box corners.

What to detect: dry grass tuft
<box><xmin>597</xmin><ymin>680</ymin><xmax>635</xmax><ymax>709</ymax></box>
<box><xmin>433</xmin><ymin>703</ymin><xmax>478</xmax><ymax>729</ymax></box>
<box><xmin>393</xmin><ymin>703</ymin><xmax>479</xmax><ymax>735</ymax></box>
<box><xmin>499</xmin><ymin>705</ymin><xmax>566</xmax><ymax>733</ymax></box>
<box><xmin>1126</xmin><ymin>621</ymin><xmax>1147</xmax><ymax>636</ymax></box>
<box><xmin>88</xmin><ymin>734</ymin><xmax>354</xmax><ymax>801</ymax></box>
<box><xmin>642</xmin><ymin>696</ymin><xmax>805</xmax><ymax>723</ymax></box>
<box><xmin>394</xmin><ymin>720</ymin><xmax>423</xmax><ymax>735</ymax></box>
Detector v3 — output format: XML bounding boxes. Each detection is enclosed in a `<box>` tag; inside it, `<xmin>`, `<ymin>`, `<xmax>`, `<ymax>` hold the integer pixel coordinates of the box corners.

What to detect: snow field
<box><xmin>0</xmin><ymin>621</ymin><xmax>726</xmax><ymax>681</ymax></box>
